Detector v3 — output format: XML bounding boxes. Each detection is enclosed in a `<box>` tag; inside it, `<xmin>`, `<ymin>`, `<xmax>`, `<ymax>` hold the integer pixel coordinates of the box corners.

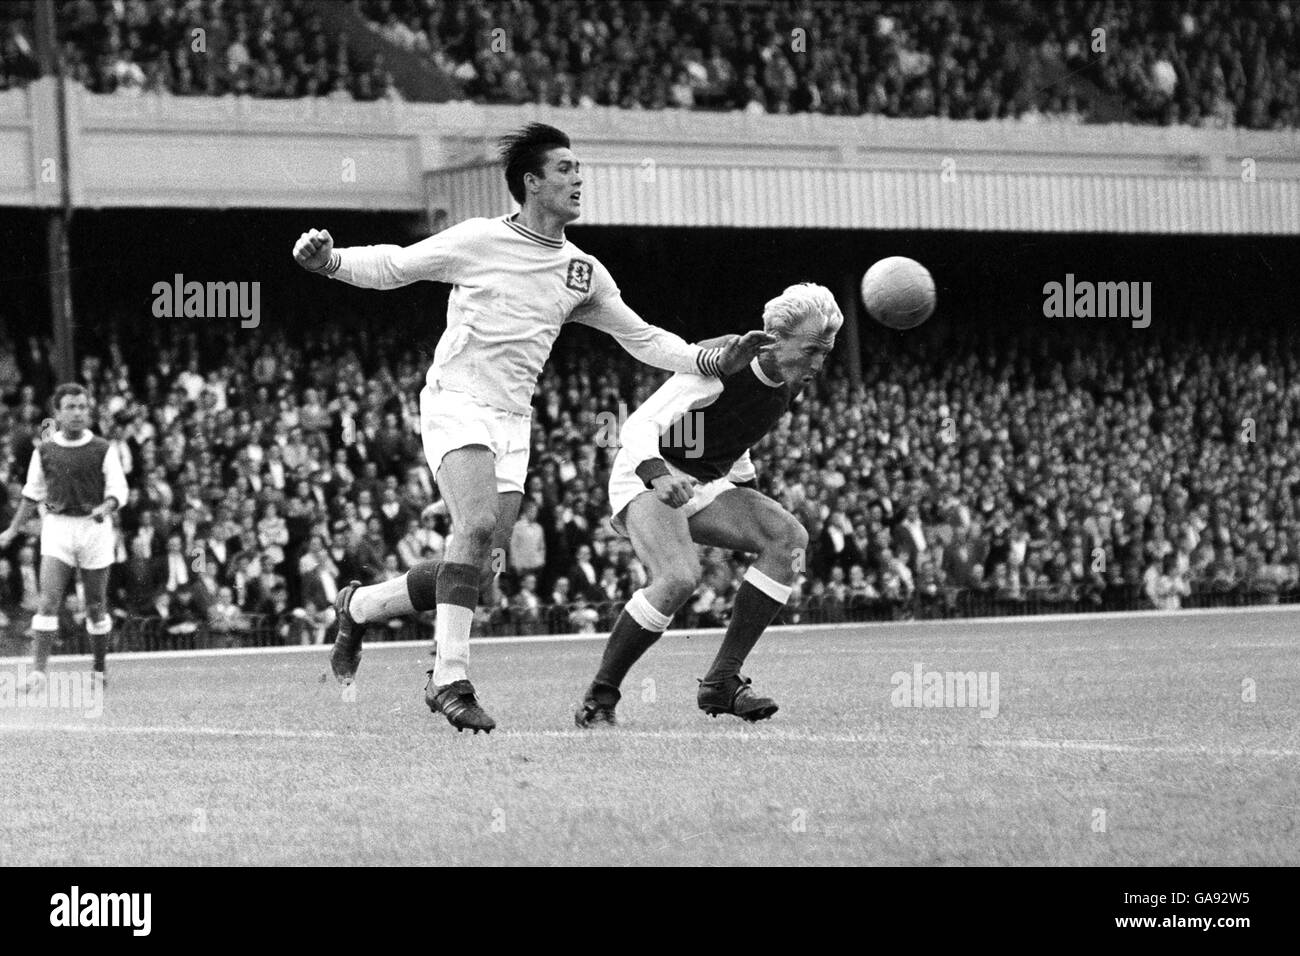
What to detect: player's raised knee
<box><xmin>456</xmin><ymin>508</ymin><xmax>497</xmax><ymax>553</ymax></box>
<box><xmin>786</xmin><ymin>517</ymin><xmax>810</xmax><ymax>554</ymax></box>
<box><xmin>658</xmin><ymin>562</ymin><xmax>702</xmax><ymax>604</ymax></box>
<box><xmin>760</xmin><ymin>511</ymin><xmax>808</xmax><ymax>559</ymax></box>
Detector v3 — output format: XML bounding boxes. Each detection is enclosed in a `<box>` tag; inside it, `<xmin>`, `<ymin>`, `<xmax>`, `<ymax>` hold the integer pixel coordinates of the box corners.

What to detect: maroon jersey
<box><xmin>23</xmin><ymin>433</ymin><xmax>127</xmax><ymax>517</ymax></box>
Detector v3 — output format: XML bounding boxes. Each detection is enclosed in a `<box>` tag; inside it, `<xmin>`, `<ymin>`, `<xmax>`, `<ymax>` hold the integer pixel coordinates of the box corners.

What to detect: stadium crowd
<box><xmin>1</xmin><ymin>0</ymin><xmax>398</xmax><ymax>99</ymax></box>
<box><xmin>367</xmin><ymin>0</ymin><xmax>1300</xmax><ymax>128</ymax></box>
<box><xmin>1</xmin><ymin>1</ymin><xmax>1296</xmax><ymax>128</ymax></box>
<box><xmin>2</xmin><ymin>313</ymin><xmax>1298</xmax><ymax>651</ymax></box>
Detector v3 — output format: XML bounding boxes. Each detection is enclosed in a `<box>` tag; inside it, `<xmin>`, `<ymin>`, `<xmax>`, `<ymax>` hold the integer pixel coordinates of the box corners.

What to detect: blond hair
<box><xmin>762</xmin><ymin>283</ymin><xmax>843</xmax><ymax>338</ymax></box>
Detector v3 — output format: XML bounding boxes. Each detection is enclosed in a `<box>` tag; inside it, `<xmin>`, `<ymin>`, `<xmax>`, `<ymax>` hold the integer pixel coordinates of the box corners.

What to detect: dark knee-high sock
<box><xmin>31</xmin><ymin>614</ymin><xmax>57</xmax><ymax>673</ymax></box>
<box><xmin>407</xmin><ymin>560</ymin><xmax>441</xmax><ymax>610</ymax></box>
<box><xmin>590</xmin><ymin>590</ymin><xmax>671</xmax><ymax>701</ymax></box>
<box><xmin>349</xmin><ymin>560</ymin><xmax>441</xmax><ymax>623</ymax></box>
<box><xmin>87</xmin><ymin>617</ymin><xmax>112</xmax><ymax>672</ymax></box>
<box><xmin>703</xmin><ymin>568</ymin><xmax>792</xmax><ymax>683</ymax></box>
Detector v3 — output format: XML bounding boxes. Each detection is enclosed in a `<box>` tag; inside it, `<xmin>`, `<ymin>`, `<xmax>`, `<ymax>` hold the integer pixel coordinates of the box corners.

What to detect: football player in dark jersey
<box><xmin>1</xmin><ymin>384</ymin><xmax>127</xmax><ymax>691</ymax></box>
<box><xmin>577</xmin><ymin>283</ymin><xmax>842</xmax><ymax>726</ymax></box>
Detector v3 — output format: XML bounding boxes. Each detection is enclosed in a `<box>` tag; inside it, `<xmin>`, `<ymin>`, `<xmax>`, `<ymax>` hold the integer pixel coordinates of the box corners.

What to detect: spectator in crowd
<box><xmin>159</xmin><ymin>586</ymin><xmax>203</xmax><ymax>643</ymax></box>
<box><xmin>509</xmin><ymin>499</ymin><xmax>547</xmax><ymax>586</ymax></box>
<box><xmin>568</xmin><ymin>542</ymin><xmax>601</xmax><ymax>601</ymax></box>
<box><xmin>510</xmin><ymin>572</ymin><xmax>543</xmax><ymax>635</ymax></box>
<box><xmin>1144</xmin><ymin>552</ymin><xmax>1191</xmax><ymax>610</ymax></box>
<box><xmin>208</xmin><ymin>585</ymin><xmax>249</xmax><ymax>644</ymax></box>
<box><xmin>120</xmin><ymin>536</ymin><xmax>164</xmax><ymax>616</ymax></box>
<box><xmin>161</xmin><ymin>533</ymin><xmax>192</xmax><ymax>594</ymax></box>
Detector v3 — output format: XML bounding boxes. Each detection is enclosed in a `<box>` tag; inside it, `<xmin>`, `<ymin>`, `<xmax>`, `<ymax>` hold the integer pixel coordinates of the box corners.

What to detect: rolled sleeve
<box><xmin>102</xmin><ymin>446</ymin><xmax>129</xmax><ymax>505</ymax></box>
<box><xmin>20</xmin><ymin>451</ymin><xmax>46</xmax><ymax>503</ymax></box>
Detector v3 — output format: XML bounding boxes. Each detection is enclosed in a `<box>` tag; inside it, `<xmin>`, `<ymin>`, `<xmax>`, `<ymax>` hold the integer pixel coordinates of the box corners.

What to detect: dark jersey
<box><xmin>623</xmin><ymin>358</ymin><xmax>796</xmax><ymax>487</ymax></box>
<box><xmin>23</xmin><ymin>433</ymin><xmax>127</xmax><ymax>517</ymax></box>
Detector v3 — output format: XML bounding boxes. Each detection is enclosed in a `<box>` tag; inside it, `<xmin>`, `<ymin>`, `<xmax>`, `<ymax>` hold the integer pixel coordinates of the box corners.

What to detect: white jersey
<box><xmin>327</xmin><ymin>215</ymin><xmax>722</xmax><ymax>415</ymax></box>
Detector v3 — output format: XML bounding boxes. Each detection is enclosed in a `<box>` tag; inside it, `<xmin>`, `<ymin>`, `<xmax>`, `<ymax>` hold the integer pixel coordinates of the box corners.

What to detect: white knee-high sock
<box><xmin>431</xmin><ymin>605</ymin><xmax>474</xmax><ymax>685</ymax></box>
<box><xmin>350</xmin><ymin>576</ymin><xmax>415</xmax><ymax>623</ymax></box>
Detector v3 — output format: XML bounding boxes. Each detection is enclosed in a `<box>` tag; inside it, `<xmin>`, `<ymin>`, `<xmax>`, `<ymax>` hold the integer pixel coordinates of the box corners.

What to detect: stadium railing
<box><xmin>64</xmin><ymin>583</ymin><xmax>1297</xmax><ymax>651</ymax></box>
<box><xmin>3</xmin><ymin>584</ymin><xmax>1292</xmax><ymax>657</ymax></box>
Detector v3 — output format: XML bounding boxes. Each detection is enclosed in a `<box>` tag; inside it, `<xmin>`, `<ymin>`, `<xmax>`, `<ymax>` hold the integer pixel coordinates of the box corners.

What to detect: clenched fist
<box><xmin>651</xmin><ymin>474</ymin><xmax>696</xmax><ymax>509</ymax></box>
<box><xmin>293</xmin><ymin>228</ymin><xmax>335</xmax><ymax>273</ymax></box>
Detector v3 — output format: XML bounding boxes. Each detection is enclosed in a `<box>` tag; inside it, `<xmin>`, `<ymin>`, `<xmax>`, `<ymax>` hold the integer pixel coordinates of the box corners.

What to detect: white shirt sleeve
<box><xmin>20</xmin><ymin>450</ymin><xmax>46</xmax><ymax>502</ymax></box>
<box><xmin>569</xmin><ymin>260</ymin><xmax>719</xmax><ymax>376</ymax></box>
<box><xmin>726</xmin><ymin>450</ymin><xmax>757</xmax><ymax>485</ymax></box>
<box><xmin>102</xmin><ymin>445</ymin><xmax>129</xmax><ymax>506</ymax></box>
<box><xmin>328</xmin><ymin>218</ymin><xmax>485</xmax><ymax>290</ymax></box>
<box><xmin>620</xmin><ymin>373</ymin><xmax>723</xmax><ymax>477</ymax></box>
<box><xmin>113</xmin><ymin>438</ymin><xmax>133</xmax><ymax>476</ymax></box>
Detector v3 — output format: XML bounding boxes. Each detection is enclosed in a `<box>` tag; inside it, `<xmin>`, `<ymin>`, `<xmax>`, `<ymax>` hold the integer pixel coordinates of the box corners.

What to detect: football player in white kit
<box><xmin>0</xmin><ymin>384</ymin><xmax>128</xmax><ymax>691</ymax></box>
<box><xmin>293</xmin><ymin>123</ymin><xmax>771</xmax><ymax>732</ymax></box>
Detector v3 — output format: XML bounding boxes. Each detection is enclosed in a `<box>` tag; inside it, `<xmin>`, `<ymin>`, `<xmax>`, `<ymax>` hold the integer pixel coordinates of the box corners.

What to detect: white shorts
<box><xmin>420</xmin><ymin>384</ymin><xmax>532</xmax><ymax>495</ymax></box>
<box><xmin>608</xmin><ymin>449</ymin><xmax>735</xmax><ymax>536</ymax></box>
<box><xmin>41</xmin><ymin>512</ymin><xmax>116</xmax><ymax>571</ymax></box>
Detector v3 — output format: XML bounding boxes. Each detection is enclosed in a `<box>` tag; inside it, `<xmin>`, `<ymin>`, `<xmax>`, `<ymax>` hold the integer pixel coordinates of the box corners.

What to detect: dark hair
<box><xmin>51</xmin><ymin>382</ymin><xmax>89</xmax><ymax>412</ymax></box>
<box><xmin>499</xmin><ymin>123</ymin><xmax>571</xmax><ymax>205</ymax></box>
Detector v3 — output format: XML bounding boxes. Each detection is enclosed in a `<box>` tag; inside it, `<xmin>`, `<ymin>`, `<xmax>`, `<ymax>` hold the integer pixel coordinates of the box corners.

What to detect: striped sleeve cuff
<box><xmin>635</xmin><ymin>459</ymin><xmax>672</xmax><ymax>488</ymax></box>
<box><xmin>696</xmin><ymin>346</ymin><xmax>724</xmax><ymax>377</ymax></box>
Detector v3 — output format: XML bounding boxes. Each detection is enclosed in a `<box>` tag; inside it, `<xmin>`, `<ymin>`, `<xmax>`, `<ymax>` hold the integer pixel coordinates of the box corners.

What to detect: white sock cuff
<box><xmin>626</xmin><ymin>590</ymin><xmax>671</xmax><ymax>632</ymax></box>
<box><xmin>744</xmin><ymin>566</ymin><xmax>792</xmax><ymax>604</ymax></box>
<box><xmin>86</xmin><ymin>616</ymin><xmax>113</xmax><ymax>635</ymax></box>
<box><xmin>32</xmin><ymin>614</ymin><xmax>58</xmax><ymax>632</ymax></box>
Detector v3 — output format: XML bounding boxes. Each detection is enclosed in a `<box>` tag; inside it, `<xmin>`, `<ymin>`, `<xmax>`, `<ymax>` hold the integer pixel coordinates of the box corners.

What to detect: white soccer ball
<box><xmin>861</xmin><ymin>256</ymin><xmax>936</xmax><ymax>330</ymax></box>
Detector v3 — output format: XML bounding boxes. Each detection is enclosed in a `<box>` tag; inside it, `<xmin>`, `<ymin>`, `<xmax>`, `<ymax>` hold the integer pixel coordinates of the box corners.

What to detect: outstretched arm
<box><xmin>572</xmin><ymin>292</ymin><xmax>775</xmax><ymax>377</ymax></box>
<box><xmin>292</xmin><ymin>221</ymin><xmax>481</xmax><ymax>290</ymax></box>
<box><xmin>570</xmin><ymin>293</ymin><xmax>723</xmax><ymax>376</ymax></box>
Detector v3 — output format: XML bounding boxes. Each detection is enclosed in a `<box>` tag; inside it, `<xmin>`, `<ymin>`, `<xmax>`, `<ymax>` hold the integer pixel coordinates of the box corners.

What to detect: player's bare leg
<box><xmin>328</xmin><ymin>478</ymin><xmax>516</xmax><ymax>693</ymax></box>
<box><xmin>421</xmin><ymin>446</ymin><xmax>507</xmax><ymax>733</ymax></box>
<box><xmin>576</xmin><ymin>493</ymin><xmax>696</xmax><ymax>727</ymax></box>
<box><xmin>80</xmin><ymin>565</ymin><xmax>112</xmax><ymax>685</ymax></box>
<box><xmin>687</xmin><ymin>488</ymin><xmax>807</xmax><ymax>721</ymax></box>
<box><xmin>25</xmin><ymin>555</ymin><xmax>75</xmax><ymax>692</ymax></box>
<box><xmin>481</xmin><ymin>489</ymin><xmax>520</xmax><ymax>608</ymax></box>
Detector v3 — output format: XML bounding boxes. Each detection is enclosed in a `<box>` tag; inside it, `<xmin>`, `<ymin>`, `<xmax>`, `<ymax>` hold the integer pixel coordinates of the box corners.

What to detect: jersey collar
<box><xmin>49</xmin><ymin>430</ymin><xmax>94</xmax><ymax>447</ymax></box>
<box><xmin>503</xmin><ymin>214</ymin><xmax>566</xmax><ymax>249</ymax></box>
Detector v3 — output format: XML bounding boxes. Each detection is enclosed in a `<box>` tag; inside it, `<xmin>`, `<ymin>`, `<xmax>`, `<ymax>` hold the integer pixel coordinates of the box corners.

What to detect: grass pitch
<box><xmin>2</xmin><ymin>608</ymin><xmax>1297</xmax><ymax>866</ymax></box>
